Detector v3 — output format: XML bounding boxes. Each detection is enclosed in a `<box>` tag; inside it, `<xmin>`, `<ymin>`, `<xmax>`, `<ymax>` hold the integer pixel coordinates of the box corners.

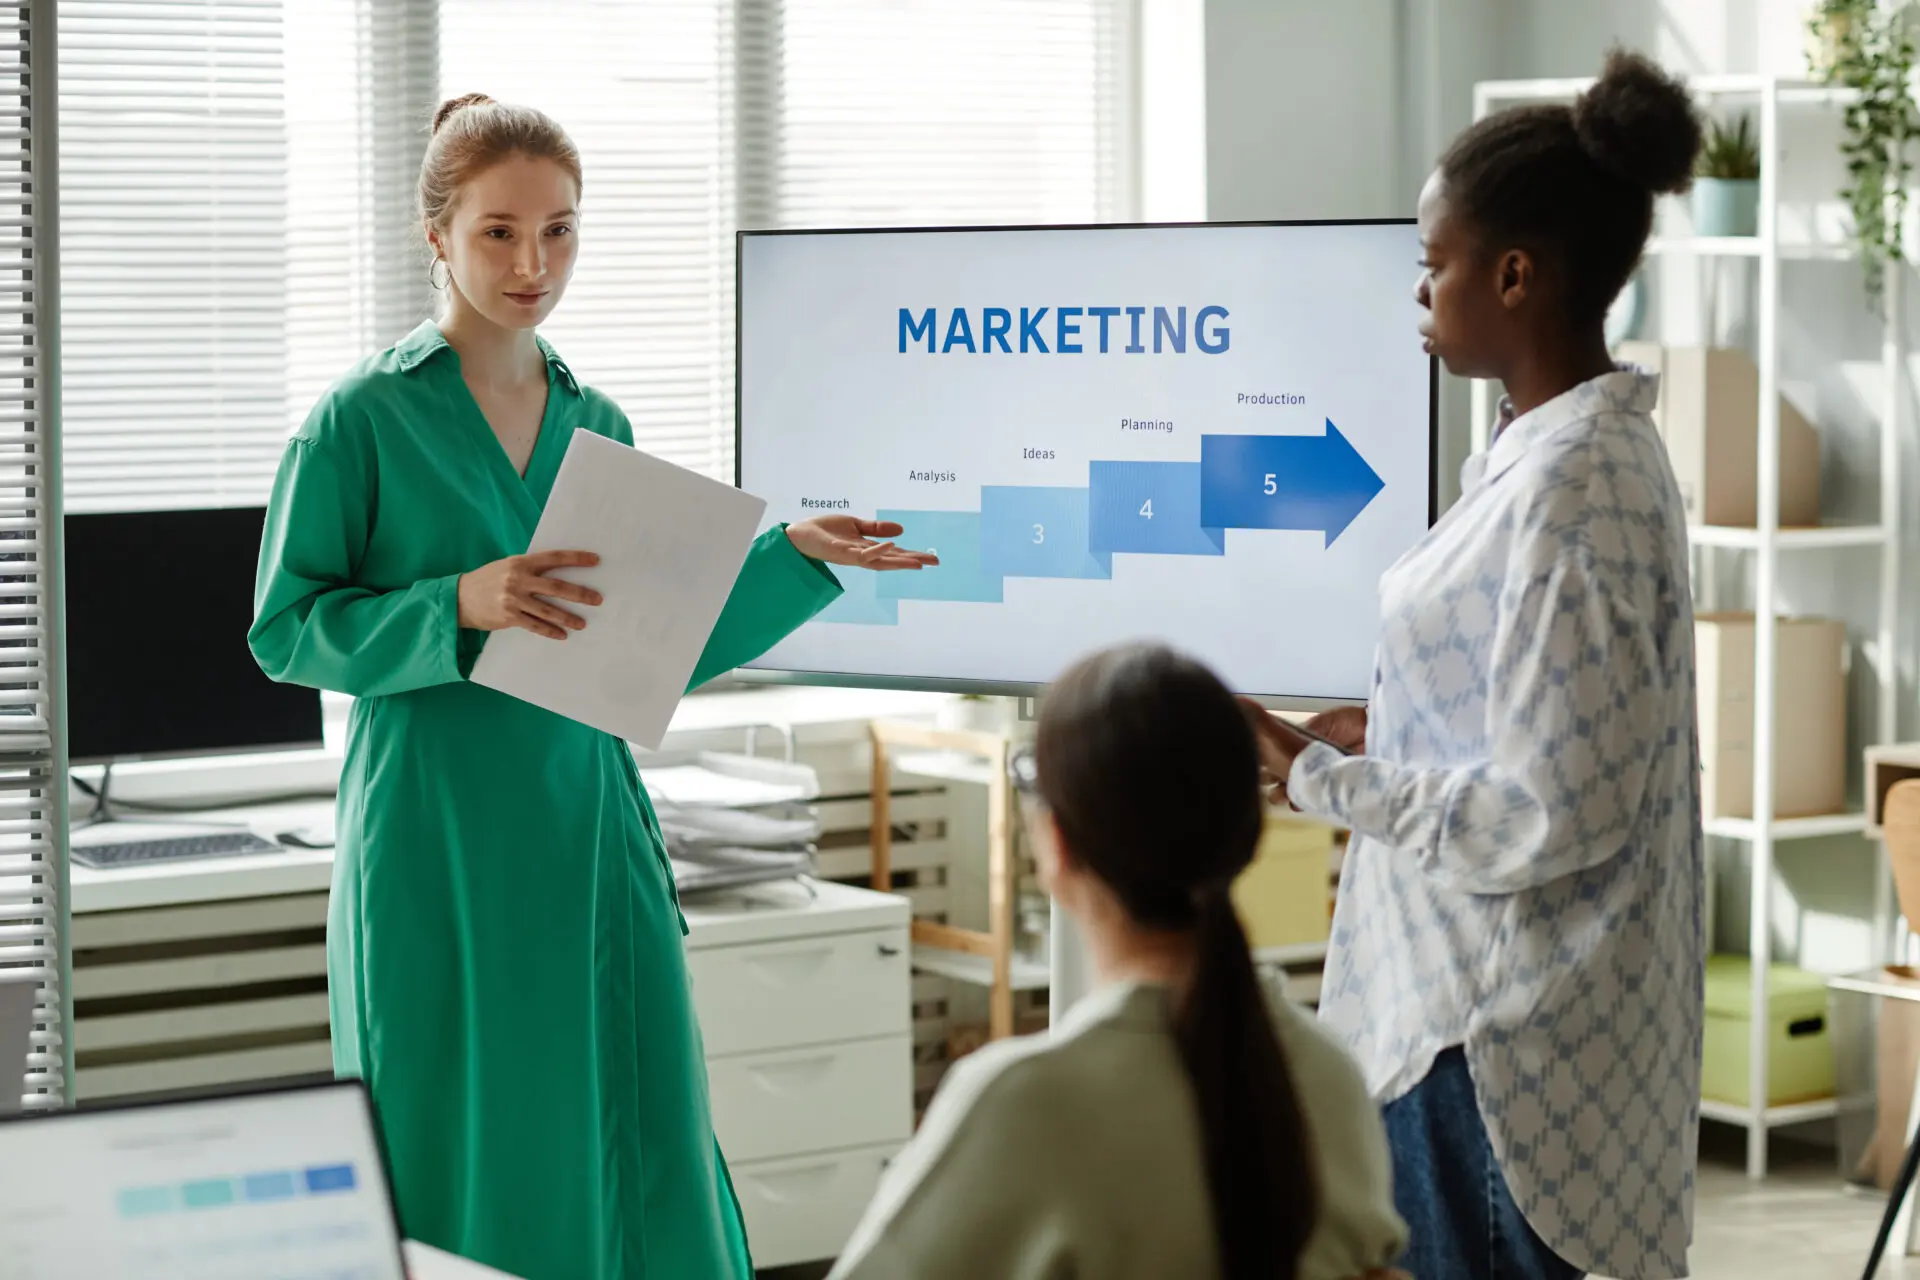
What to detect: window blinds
<box><xmin>442</xmin><ymin>0</ymin><xmax>1133</xmax><ymax>483</ymax></box>
<box><xmin>440</xmin><ymin>0</ymin><xmax>738</xmax><ymax>480</ymax></box>
<box><xmin>57</xmin><ymin>0</ymin><xmax>413</xmax><ymax>514</ymax></box>
<box><xmin>289</xmin><ymin>0</ymin><xmax>436</xmax><ymax>437</ymax></box>
<box><xmin>0</xmin><ymin>0</ymin><xmax>68</xmax><ymax>1111</ymax></box>
<box><xmin>284</xmin><ymin>0</ymin><xmax>367</xmax><ymax>443</ymax></box>
<box><xmin>57</xmin><ymin>0</ymin><xmax>291</xmax><ymax>513</ymax></box>
<box><xmin>744</xmin><ymin>0</ymin><xmax>1134</xmax><ymax>231</ymax></box>
<box><xmin>57</xmin><ymin>0</ymin><xmax>1132</xmax><ymax>504</ymax></box>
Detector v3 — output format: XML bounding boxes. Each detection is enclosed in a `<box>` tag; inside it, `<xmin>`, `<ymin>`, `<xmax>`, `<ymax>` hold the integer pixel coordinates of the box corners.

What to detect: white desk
<box><xmin>69</xmin><ymin>685</ymin><xmax>951</xmax><ymax>916</ymax></box>
<box><xmin>404</xmin><ymin>1240</ymin><xmax>522</xmax><ymax>1278</ymax></box>
<box><xmin>70</xmin><ymin>799</ymin><xmax>337</xmax><ymax>913</ymax></box>
<box><xmin>682</xmin><ymin>878</ymin><xmax>912</xmax><ymax>1268</ymax></box>
<box><xmin>66</xmin><ymin>687</ymin><xmax>932</xmax><ymax>1266</ymax></box>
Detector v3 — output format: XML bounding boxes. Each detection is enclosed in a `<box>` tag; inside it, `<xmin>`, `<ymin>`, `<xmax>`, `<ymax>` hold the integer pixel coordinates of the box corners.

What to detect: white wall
<box><xmin>1195</xmin><ymin>0</ymin><xmax>1510</xmax><ymax>499</ymax></box>
<box><xmin>1139</xmin><ymin>0</ymin><xmax>1207</xmax><ymax>223</ymax></box>
<box><xmin>1186</xmin><ymin>0</ymin><xmax>1920</xmax><ymax>975</ymax></box>
<box><xmin>1201</xmin><ymin>0</ymin><xmax>1404</xmax><ymax>221</ymax></box>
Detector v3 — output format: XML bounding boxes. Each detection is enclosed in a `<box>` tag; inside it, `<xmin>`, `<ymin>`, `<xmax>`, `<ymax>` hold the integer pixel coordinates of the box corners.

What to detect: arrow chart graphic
<box><xmin>818</xmin><ymin>419</ymin><xmax>1384</xmax><ymax>626</ymax></box>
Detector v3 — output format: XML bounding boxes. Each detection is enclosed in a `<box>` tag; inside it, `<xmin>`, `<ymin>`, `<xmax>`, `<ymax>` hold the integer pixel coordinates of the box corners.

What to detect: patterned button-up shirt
<box><xmin>1291</xmin><ymin>369</ymin><xmax>1704</xmax><ymax>1280</ymax></box>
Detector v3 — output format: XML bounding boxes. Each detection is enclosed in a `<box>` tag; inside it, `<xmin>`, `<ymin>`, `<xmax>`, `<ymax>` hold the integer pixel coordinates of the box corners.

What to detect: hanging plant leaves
<box><xmin>1811</xmin><ymin>0</ymin><xmax>1920</xmax><ymax>303</ymax></box>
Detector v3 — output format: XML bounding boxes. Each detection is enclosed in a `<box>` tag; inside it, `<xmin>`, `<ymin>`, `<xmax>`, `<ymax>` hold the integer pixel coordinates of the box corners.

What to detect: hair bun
<box><xmin>432</xmin><ymin>92</ymin><xmax>496</xmax><ymax>135</ymax></box>
<box><xmin>1572</xmin><ymin>48</ymin><xmax>1702</xmax><ymax>196</ymax></box>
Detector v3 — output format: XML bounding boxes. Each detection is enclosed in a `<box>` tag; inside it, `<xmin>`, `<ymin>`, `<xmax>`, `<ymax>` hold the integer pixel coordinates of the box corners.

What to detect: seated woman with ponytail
<box><xmin>828</xmin><ymin>643</ymin><xmax>1407</xmax><ymax>1280</ymax></box>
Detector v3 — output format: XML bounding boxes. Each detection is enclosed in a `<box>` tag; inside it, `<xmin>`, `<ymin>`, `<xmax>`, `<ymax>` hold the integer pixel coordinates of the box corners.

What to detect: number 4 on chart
<box><xmin>1139</xmin><ymin>499</ymin><xmax>1153</xmax><ymax>519</ymax></box>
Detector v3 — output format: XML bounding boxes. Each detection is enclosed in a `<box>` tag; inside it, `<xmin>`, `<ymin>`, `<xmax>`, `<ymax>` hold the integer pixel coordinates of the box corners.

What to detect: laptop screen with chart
<box><xmin>0</xmin><ymin>1080</ymin><xmax>407</xmax><ymax>1280</ymax></box>
<box><xmin>736</xmin><ymin>221</ymin><xmax>1438</xmax><ymax>705</ymax></box>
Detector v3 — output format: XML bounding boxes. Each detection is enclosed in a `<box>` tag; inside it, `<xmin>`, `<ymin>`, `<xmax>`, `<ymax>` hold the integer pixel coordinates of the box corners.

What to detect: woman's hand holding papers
<box><xmin>458</xmin><ymin>549</ymin><xmax>603</xmax><ymax>640</ymax></box>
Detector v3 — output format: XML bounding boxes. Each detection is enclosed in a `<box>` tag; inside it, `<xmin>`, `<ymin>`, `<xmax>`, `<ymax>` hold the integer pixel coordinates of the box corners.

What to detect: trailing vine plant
<box><xmin>1811</xmin><ymin>0</ymin><xmax>1920</xmax><ymax>301</ymax></box>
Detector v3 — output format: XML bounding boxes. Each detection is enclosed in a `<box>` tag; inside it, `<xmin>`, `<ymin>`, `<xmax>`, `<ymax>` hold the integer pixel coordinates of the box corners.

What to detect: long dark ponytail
<box><xmin>1034</xmin><ymin>644</ymin><xmax>1316</xmax><ymax>1279</ymax></box>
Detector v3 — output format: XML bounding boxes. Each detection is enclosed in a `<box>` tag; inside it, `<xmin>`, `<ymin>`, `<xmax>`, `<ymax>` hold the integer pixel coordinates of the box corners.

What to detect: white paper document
<box><xmin>471</xmin><ymin>431</ymin><xmax>768</xmax><ymax>750</ymax></box>
<box><xmin>0</xmin><ymin>972</ymin><xmax>34</xmax><ymax>1117</ymax></box>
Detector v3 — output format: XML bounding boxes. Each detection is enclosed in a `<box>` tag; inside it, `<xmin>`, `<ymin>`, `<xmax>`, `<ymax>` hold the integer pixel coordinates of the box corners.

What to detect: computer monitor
<box><xmin>63</xmin><ymin>507</ymin><xmax>324</xmax><ymax>765</ymax></box>
<box><xmin>735</xmin><ymin>220</ymin><xmax>1438</xmax><ymax>708</ymax></box>
<box><xmin>0</xmin><ymin>1079</ymin><xmax>408</xmax><ymax>1279</ymax></box>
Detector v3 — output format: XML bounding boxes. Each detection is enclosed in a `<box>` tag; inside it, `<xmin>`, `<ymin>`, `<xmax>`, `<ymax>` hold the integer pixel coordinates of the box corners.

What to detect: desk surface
<box><xmin>70</xmin><ymin>799</ymin><xmax>338</xmax><ymax>913</ymax></box>
<box><xmin>658</xmin><ymin>683</ymin><xmax>950</xmax><ymax>736</ymax></box>
<box><xmin>69</xmin><ymin>686</ymin><xmax>948</xmax><ymax>915</ymax></box>
<box><xmin>404</xmin><ymin>1240</ymin><xmax>521</xmax><ymax>1279</ymax></box>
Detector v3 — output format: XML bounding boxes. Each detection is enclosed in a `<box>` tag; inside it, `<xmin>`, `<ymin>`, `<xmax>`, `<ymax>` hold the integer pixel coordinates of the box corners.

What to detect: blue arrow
<box><xmin>1198</xmin><ymin>420</ymin><xmax>1384</xmax><ymax>547</ymax></box>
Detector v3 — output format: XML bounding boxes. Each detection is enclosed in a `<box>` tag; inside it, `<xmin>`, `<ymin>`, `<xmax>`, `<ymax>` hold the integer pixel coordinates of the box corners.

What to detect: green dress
<box><xmin>249</xmin><ymin>320</ymin><xmax>842</xmax><ymax>1280</ymax></box>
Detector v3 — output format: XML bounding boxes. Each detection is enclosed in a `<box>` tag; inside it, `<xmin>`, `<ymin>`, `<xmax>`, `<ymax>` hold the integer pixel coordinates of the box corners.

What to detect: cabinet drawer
<box><xmin>690</xmin><ymin>926</ymin><xmax>909</xmax><ymax>1057</ymax></box>
<box><xmin>731</xmin><ymin>1142</ymin><xmax>900</xmax><ymax>1270</ymax></box>
<box><xmin>710</xmin><ymin>1034</ymin><xmax>912</xmax><ymax>1164</ymax></box>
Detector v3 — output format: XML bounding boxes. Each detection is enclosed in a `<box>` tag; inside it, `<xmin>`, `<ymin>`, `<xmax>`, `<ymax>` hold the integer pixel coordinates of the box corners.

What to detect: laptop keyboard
<box><xmin>71</xmin><ymin>830</ymin><xmax>281</xmax><ymax>869</ymax></box>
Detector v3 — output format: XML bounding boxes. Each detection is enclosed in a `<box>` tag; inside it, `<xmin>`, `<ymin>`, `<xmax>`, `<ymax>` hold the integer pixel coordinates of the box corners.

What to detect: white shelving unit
<box><xmin>910</xmin><ymin>945</ymin><xmax>1052</xmax><ymax>992</ymax></box>
<box><xmin>1469</xmin><ymin>74</ymin><xmax>1905</xmax><ymax>1180</ymax></box>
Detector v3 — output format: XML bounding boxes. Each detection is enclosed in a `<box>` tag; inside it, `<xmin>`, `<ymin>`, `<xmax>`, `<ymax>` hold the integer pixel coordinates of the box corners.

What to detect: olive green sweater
<box><xmin>830</xmin><ymin>977</ymin><xmax>1408</xmax><ymax>1280</ymax></box>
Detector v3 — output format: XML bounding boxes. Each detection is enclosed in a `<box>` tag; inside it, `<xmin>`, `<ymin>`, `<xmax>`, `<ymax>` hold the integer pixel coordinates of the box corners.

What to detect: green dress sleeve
<box><xmin>685</xmin><ymin>525</ymin><xmax>842</xmax><ymax>691</ymax></box>
<box><xmin>250</xmin><ymin>432</ymin><xmax>474</xmax><ymax>698</ymax></box>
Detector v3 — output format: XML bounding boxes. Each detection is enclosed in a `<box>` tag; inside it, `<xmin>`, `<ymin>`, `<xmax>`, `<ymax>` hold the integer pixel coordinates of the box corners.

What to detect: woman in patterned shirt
<box><xmin>1249</xmin><ymin>48</ymin><xmax>1707</xmax><ymax>1280</ymax></box>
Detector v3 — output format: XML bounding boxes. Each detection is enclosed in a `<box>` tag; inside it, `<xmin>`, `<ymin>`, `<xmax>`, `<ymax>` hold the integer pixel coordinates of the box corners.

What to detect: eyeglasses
<box><xmin>1007</xmin><ymin>743</ymin><xmax>1039</xmax><ymax>796</ymax></box>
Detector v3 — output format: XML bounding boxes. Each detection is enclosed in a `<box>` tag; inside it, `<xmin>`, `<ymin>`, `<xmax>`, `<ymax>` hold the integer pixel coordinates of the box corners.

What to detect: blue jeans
<box><xmin>1383</xmin><ymin>1047</ymin><xmax>1584</xmax><ymax>1280</ymax></box>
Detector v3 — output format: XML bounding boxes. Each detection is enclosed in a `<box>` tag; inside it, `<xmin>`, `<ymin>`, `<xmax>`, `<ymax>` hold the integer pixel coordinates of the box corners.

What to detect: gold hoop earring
<box><xmin>429</xmin><ymin>258</ymin><xmax>450</xmax><ymax>290</ymax></box>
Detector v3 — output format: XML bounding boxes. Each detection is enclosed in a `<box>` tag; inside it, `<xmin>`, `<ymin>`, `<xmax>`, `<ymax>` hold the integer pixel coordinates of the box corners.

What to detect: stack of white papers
<box><xmin>642</xmin><ymin>754</ymin><xmax>822</xmax><ymax>896</ymax></box>
<box><xmin>657</xmin><ymin>808</ymin><xmax>820</xmax><ymax>849</ymax></box>
<box><xmin>641</xmin><ymin>764</ymin><xmax>812</xmax><ymax>810</ymax></box>
<box><xmin>471</xmin><ymin>431</ymin><xmax>768</xmax><ymax>751</ymax></box>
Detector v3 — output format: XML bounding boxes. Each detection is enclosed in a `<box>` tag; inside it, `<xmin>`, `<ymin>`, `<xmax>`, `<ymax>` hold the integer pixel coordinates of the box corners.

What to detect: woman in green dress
<box><xmin>249</xmin><ymin>94</ymin><xmax>934</xmax><ymax>1280</ymax></box>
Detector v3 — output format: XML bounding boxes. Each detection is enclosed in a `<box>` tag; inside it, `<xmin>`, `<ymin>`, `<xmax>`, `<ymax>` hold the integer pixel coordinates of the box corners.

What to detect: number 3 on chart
<box><xmin>1139</xmin><ymin>498</ymin><xmax>1153</xmax><ymax>520</ymax></box>
<box><xmin>1032</xmin><ymin>524</ymin><xmax>1045</xmax><ymax>545</ymax></box>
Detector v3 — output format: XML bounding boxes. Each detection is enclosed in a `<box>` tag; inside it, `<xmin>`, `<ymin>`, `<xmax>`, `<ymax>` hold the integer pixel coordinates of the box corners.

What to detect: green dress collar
<box><xmin>392</xmin><ymin>318</ymin><xmax>581</xmax><ymax>396</ymax></box>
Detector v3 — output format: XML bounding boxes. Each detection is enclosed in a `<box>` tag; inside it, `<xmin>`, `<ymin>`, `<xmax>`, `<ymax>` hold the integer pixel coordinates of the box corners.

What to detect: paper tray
<box><xmin>657</xmin><ymin>807</ymin><xmax>819</xmax><ymax>849</ymax></box>
<box><xmin>670</xmin><ymin>847</ymin><xmax>812</xmax><ymax>896</ymax></box>
<box><xmin>639</xmin><ymin>752</ymin><xmax>819</xmax><ymax>808</ymax></box>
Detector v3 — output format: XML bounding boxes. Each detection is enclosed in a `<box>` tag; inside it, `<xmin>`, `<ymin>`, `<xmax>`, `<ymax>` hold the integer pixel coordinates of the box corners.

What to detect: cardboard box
<box><xmin>1696</xmin><ymin>613</ymin><xmax>1847</xmax><ymax>820</ymax></box>
<box><xmin>1232</xmin><ymin>813</ymin><xmax>1334</xmax><ymax>952</ymax></box>
<box><xmin>1616</xmin><ymin>342</ymin><xmax>1821</xmax><ymax>527</ymax></box>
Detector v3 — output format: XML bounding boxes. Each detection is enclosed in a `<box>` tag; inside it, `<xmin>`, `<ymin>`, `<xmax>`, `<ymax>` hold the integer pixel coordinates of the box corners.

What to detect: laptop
<box><xmin>0</xmin><ymin>1078</ymin><xmax>408</xmax><ymax>1279</ymax></box>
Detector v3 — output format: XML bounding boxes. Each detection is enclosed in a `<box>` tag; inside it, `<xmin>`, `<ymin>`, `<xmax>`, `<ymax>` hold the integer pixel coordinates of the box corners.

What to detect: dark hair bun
<box><xmin>432</xmin><ymin>92</ymin><xmax>496</xmax><ymax>135</ymax></box>
<box><xmin>1572</xmin><ymin>48</ymin><xmax>1702</xmax><ymax>195</ymax></box>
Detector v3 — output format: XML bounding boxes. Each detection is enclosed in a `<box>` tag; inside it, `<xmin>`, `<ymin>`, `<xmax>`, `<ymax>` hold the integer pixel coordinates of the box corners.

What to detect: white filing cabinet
<box><xmin>682</xmin><ymin>878</ymin><xmax>913</xmax><ymax>1271</ymax></box>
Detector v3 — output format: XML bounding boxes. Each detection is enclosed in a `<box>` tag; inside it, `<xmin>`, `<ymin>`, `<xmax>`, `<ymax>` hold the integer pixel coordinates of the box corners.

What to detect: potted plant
<box><xmin>938</xmin><ymin>692</ymin><xmax>1005</xmax><ymax>734</ymax></box>
<box><xmin>1694</xmin><ymin>114</ymin><xmax>1761</xmax><ymax>237</ymax></box>
<box><xmin>1807</xmin><ymin>0</ymin><xmax>1859</xmax><ymax>76</ymax></box>
<box><xmin>1809</xmin><ymin>0</ymin><xmax>1920</xmax><ymax>301</ymax></box>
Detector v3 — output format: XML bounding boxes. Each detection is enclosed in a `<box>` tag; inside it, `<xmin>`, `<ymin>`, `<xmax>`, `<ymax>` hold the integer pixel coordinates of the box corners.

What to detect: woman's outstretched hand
<box><xmin>787</xmin><ymin>516</ymin><xmax>940</xmax><ymax>571</ymax></box>
<box><xmin>457</xmin><ymin>549</ymin><xmax>602</xmax><ymax>640</ymax></box>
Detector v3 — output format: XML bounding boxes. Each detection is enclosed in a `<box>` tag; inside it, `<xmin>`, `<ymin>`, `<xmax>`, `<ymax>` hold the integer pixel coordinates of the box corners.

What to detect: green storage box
<box><xmin>1701</xmin><ymin>954</ymin><xmax>1835</xmax><ymax>1107</ymax></box>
